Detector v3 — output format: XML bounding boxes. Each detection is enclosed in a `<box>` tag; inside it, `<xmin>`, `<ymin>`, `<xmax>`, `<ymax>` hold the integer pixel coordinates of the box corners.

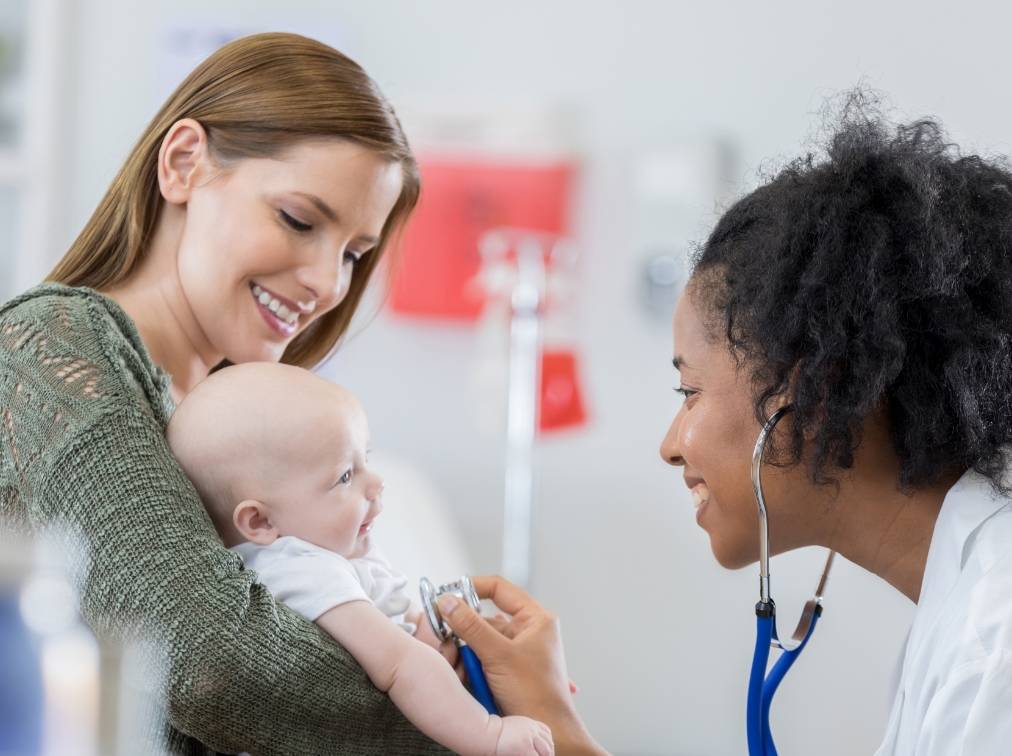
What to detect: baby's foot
<box><xmin>495</xmin><ymin>715</ymin><xmax>554</xmax><ymax>756</ymax></box>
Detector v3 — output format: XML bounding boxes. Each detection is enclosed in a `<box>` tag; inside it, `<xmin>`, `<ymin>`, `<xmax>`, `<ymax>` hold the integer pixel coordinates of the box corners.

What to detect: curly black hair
<box><xmin>691</xmin><ymin>99</ymin><xmax>1012</xmax><ymax>493</ymax></box>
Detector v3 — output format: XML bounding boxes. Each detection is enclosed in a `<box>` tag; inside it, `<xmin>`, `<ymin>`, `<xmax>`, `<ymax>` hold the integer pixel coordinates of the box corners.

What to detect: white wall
<box><xmin>55</xmin><ymin>2</ymin><xmax>1012</xmax><ymax>753</ymax></box>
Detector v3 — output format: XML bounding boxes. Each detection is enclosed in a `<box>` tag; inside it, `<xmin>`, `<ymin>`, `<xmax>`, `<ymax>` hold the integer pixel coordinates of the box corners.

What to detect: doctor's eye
<box><xmin>674</xmin><ymin>386</ymin><xmax>698</xmax><ymax>400</ymax></box>
<box><xmin>279</xmin><ymin>209</ymin><xmax>312</xmax><ymax>233</ymax></box>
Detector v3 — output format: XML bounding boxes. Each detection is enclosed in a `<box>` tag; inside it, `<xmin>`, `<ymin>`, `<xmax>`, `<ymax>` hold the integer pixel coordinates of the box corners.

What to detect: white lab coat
<box><xmin>875</xmin><ymin>464</ymin><xmax>1012</xmax><ymax>755</ymax></box>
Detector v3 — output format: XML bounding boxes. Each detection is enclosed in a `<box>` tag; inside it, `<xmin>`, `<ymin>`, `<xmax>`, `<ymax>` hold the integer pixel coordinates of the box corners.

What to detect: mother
<box><xmin>0</xmin><ymin>33</ymin><xmax>453</xmax><ymax>754</ymax></box>
<box><xmin>440</xmin><ymin>110</ymin><xmax>1012</xmax><ymax>754</ymax></box>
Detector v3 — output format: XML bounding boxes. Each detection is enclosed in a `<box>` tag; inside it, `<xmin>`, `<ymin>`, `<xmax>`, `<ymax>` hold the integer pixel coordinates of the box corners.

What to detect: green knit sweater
<box><xmin>0</xmin><ymin>283</ymin><xmax>449</xmax><ymax>755</ymax></box>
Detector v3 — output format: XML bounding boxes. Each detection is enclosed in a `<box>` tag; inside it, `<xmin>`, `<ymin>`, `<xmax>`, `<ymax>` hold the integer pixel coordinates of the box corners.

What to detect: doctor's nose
<box><xmin>660</xmin><ymin>416</ymin><xmax>685</xmax><ymax>468</ymax></box>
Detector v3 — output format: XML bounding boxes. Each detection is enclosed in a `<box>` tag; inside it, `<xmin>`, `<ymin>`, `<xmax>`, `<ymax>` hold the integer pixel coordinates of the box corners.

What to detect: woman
<box><xmin>0</xmin><ymin>33</ymin><xmax>454</xmax><ymax>754</ymax></box>
<box><xmin>439</xmin><ymin>109</ymin><xmax>1012</xmax><ymax>754</ymax></box>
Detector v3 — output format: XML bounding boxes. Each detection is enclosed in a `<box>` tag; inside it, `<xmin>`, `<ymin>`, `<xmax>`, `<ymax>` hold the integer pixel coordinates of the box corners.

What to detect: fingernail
<box><xmin>437</xmin><ymin>595</ymin><xmax>460</xmax><ymax>615</ymax></box>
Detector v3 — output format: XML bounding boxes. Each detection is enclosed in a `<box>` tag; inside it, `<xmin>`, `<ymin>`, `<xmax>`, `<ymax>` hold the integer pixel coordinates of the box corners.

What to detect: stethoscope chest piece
<box><xmin>419</xmin><ymin>574</ymin><xmax>500</xmax><ymax>715</ymax></box>
<box><xmin>419</xmin><ymin>575</ymin><xmax>481</xmax><ymax>643</ymax></box>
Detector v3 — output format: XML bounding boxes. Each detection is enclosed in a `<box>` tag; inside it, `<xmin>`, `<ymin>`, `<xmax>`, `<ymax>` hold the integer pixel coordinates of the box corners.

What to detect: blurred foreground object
<box><xmin>0</xmin><ymin>530</ymin><xmax>165</xmax><ymax>755</ymax></box>
<box><xmin>0</xmin><ymin>535</ymin><xmax>44</xmax><ymax>754</ymax></box>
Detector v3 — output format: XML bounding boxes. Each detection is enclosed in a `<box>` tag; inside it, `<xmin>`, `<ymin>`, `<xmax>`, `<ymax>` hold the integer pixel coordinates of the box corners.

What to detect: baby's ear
<box><xmin>233</xmin><ymin>500</ymin><xmax>278</xmax><ymax>545</ymax></box>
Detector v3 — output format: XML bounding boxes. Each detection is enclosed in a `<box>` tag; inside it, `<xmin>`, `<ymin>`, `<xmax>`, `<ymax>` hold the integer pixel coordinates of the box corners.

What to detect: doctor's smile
<box><xmin>685</xmin><ymin>477</ymin><xmax>711</xmax><ymax>524</ymax></box>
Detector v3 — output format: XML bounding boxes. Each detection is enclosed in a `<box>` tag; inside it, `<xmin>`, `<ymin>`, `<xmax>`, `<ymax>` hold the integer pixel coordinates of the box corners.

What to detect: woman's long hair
<box><xmin>48</xmin><ymin>32</ymin><xmax>420</xmax><ymax>369</ymax></box>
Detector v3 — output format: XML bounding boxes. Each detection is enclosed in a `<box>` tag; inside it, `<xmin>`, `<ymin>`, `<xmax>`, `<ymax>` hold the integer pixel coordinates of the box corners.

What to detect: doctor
<box><xmin>437</xmin><ymin>108</ymin><xmax>1012</xmax><ymax>755</ymax></box>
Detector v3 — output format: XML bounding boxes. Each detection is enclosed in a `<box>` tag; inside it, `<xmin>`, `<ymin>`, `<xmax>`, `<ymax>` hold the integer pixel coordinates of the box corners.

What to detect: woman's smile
<box><xmin>249</xmin><ymin>281</ymin><xmax>305</xmax><ymax>338</ymax></box>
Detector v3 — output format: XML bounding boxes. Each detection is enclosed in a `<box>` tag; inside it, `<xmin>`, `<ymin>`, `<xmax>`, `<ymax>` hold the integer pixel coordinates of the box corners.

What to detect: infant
<box><xmin>166</xmin><ymin>362</ymin><xmax>553</xmax><ymax>756</ymax></box>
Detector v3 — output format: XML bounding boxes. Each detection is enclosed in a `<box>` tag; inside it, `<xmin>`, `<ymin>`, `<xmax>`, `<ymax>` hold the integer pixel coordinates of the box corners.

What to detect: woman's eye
<box><xmin>343</xmin><ymin>250</ymin><xmax>363</xmax><ymax>266</ymax></box>
<box><xmin>337</xmin><ymin>469</ymin><xmax>353</xmax><ymax>485</ymax></box>
<box><xmin>279</xmin><ymin>210</ymin><xmax>312</xmax><ymax>233</ymax></box>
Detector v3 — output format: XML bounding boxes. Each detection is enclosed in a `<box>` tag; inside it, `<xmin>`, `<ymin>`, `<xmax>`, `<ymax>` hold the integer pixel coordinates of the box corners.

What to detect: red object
<box><xmin>538</xmin><ymin>348</ymin><xmax>589</xmax><ymax>433</ymax></box>
<box><xmin>388</xmin><ymin>156</ymin><xmax>576</xmax><ymax>320</ymax></box>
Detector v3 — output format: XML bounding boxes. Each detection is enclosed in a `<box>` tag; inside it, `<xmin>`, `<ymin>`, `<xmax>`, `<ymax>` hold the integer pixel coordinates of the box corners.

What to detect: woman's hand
<box><xmin>437</xmin><ymin>576</ymin><xmax>609</xmax><ymax>756</ymax></box>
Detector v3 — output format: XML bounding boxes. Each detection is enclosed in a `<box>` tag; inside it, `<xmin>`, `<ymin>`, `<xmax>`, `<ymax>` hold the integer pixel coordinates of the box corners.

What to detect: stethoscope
<box><xmin>419</xmin><ymin>575</ymin><xmax>500</xmax><ymax>715</ymax></box>
<box><xmin>748</xmin><ymin>405</ymin><xmax>836</xmax><ymax>756</ymax></box>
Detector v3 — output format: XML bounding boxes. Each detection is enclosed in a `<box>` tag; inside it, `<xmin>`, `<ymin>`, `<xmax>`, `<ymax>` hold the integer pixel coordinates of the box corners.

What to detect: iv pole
<box><xmin>480</xmin><ymin>230</ymin><xmax>572</xmax><ymax>588</ymax></box>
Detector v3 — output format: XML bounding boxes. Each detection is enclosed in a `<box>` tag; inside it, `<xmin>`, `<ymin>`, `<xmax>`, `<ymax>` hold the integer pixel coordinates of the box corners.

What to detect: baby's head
<box><xmin>167</xmin><ymin>363</ymin><xmax>383</xmax><ymax>558</ymax></box>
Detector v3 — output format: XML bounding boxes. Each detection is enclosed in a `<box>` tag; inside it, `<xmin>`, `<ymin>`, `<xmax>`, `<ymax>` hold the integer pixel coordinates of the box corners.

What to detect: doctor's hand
<box><xmin>486</xmin><ymin>613</ymin><xmax>580</xmax><ymax>695</ymax></box>
<box><xmin>437</xmin><ymin>576</ymin><xmax>609</xmax><ymax>756</ymax></box>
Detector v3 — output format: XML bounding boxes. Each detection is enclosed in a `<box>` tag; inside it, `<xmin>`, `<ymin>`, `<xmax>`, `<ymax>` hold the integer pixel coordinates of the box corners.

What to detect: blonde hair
<box><xmin>48</xmin><ymin>32</ymin><xmax>419</xmax><ymax>368</ymax></box>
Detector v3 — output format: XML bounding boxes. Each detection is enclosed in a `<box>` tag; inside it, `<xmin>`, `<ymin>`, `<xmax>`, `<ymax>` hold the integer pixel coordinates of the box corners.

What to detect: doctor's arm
<box><xmin>439</xmin><ymin>576</ymin><xmax>610</xmax><ymax>756</ymax></box>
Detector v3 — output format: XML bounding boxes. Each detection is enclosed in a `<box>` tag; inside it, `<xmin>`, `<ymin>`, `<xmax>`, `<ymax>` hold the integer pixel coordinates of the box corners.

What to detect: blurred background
<box><xmin>3</xmin><ymin>1</ymin><xmax>1011</xmax><ymax>754</ymax></box>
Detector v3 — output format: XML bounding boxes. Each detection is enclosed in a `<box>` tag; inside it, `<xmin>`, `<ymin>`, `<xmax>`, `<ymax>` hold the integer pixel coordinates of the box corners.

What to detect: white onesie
<box><xmin>231</xmin><ymin>536</ymin><xmax>417</xmax><ymax>633</ymax></box>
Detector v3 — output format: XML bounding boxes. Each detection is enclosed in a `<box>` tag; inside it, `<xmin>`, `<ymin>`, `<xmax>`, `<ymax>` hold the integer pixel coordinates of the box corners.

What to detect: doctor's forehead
<box><xmin>671</xmin><ymin>291</ymin><xmax>708</xmax><ymax>371</ymax></box>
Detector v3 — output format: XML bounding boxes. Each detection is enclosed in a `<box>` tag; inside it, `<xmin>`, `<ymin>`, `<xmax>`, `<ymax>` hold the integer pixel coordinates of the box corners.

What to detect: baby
<box><xmin>166</xmin><ymin>362</ymin><xmax>553</xmax><ymax>756</ymax></box>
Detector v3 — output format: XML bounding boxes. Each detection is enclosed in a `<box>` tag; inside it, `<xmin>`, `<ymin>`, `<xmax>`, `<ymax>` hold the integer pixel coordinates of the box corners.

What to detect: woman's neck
<box><xmin>815</xmin><ymin>435</ymin><xmax>962</xmax><ymax>603</ymax></box>
<box><xmin>100</xmin><ymin>212</ymin><xmax>222</xmax><ymax>402</ymax></box>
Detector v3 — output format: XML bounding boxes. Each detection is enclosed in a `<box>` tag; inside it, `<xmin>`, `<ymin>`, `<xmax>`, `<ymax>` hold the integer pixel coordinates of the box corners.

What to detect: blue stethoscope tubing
<box><xmin>747</xmin><ymin>405</ymin><xmax>835</xmax><ymax>756</ymax></box>
<box><xmin>459</xmin><ymin>644</ymin><xmax>499</xmax><ymax>715</ymax></box>
<box><xmin>748</xmin><ymin>605</ymin><xmax>822</xmax><ymax>755</ymax></box>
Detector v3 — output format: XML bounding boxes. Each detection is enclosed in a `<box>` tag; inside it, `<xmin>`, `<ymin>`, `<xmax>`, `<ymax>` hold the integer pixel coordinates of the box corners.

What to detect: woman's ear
<box><xmin>157</xmin><ymin>117</ymin><xmax>211</xmax><ymax>205</ymax></box>
<box><xmin>233</xmin><ymin>499</ymin><xmax>279</xmax><ymax>545</ymax></box>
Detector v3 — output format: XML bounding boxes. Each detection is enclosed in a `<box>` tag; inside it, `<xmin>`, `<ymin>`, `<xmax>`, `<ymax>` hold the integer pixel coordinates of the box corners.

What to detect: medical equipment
<box><xmin>0</xmin><ymin>538</ymin><xmax>44</xmax><ymax>753</ymax></box>
<box><xmin>747</xmin><ymin>406</ymin><xmax>836</xmax><ymax>756</ymax></box>
<box><xmin>478</xmin><ymin>229</ymin><xmax>577</xmax><ymax>587</ymax></box>
<box><xmin>419</xmin><ymin>575</ymin><xmax>499</xmax><ymax>716</ymax></box>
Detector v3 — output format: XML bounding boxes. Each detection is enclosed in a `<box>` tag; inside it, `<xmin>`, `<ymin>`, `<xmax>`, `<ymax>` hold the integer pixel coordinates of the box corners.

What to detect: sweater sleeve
<box><xmin>37</xmin><ymin>402</ymin><xmax>450</xmax><ymax>756</ymax></box>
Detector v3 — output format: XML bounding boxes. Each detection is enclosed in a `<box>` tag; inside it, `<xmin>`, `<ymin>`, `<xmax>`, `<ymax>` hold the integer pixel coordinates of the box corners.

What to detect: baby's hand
<box><xmin>495</xmin><ymin>715</ymin><xmax>554</xmax><ymax>756</ymax></box>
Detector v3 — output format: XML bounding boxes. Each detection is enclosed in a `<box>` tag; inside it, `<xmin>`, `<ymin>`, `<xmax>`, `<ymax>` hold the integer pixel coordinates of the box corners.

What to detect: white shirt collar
<box><xmin>916</xmin><ymin>463</ymin><xmax>1011</xmax><ymax>621</ymax></box>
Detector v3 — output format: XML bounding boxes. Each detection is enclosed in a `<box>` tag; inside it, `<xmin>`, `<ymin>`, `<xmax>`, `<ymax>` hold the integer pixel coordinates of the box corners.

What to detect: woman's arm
<box><xmin>317</xmin><ymin>600</ymin><xmax>552</xmax><ymax>756</ymax></box>
<box><xmin>438</xmin><ymin>576</ymin><xmax>609</xmax><ymax>756</ymax></box>
<box><xmin>36</xmin><ymin>404</ymin><xmax>448</xmax><ymax>755</ymax></box>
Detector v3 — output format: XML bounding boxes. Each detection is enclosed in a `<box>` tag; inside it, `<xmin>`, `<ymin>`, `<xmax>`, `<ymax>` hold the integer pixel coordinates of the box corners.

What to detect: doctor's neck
<box><xmin>813</xmin><ymin>417</ymin><xmax>964</xmax><ymax>604</ymax></box>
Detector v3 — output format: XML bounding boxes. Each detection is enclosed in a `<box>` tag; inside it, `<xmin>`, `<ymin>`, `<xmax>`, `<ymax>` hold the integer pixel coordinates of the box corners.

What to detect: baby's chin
<box><xmin>349</xmin><ymin>532</ymin><xmax>372</xmax><ymax>559</ymax></box>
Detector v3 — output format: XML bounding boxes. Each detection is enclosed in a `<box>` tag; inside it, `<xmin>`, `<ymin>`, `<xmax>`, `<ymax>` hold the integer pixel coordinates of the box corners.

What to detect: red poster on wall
<box><xmin>388</xmin><ymin>156</ymin><xmax>576</xmax><ymax>320</ymax></box>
